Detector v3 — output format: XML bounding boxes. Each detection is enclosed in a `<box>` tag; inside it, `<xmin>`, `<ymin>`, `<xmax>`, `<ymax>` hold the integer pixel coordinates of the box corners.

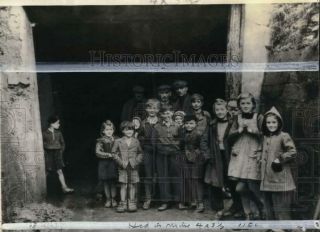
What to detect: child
<box><xmin>43</xmin><ymin>115</ymin><xmax>74</xmax><ymax>193</ymax></box>
<box><xmin>112</xmin><ymin>121</ymin><xmax>143</xmax><ymax>213</ymax></box>
<box><xmin>201</xmin><ymin>99</ymin><xmax>241</xmax><ymax>218</ymax></box>
<box><xmin>95</xmin><ymin>120</ymin><xmax>118</xmax><ymax>208</ymax></box>
<box><xmin>190</xmin><ymin>94</ymin><xmax>211</xmax><ymax>135</ymax></box>
<box><xmin>180</xmin><ymin>115</ymin><xmax>205</xmax><ymax>212</ymax></box>
<box><xmin>154</xmin><ymin>105</ymin><xmax>184</xmax><ymax>211</ymax></box>
<box><xmin>132</xmin><ymin>116</ymin><xmax>142</xmax><ymax>138</ymax></box>
<box><xmin>227</xmin><ymin>93</ymin><xmax>265</xmax><ymax>220</ymax></box>
<box><xmin>139</xmin><ymin>99</ymin><xmax>161</xmax><ymax>210</ymax></box>
<box><xmin>173</xmin><ymin>111</ymin><xmax>185</xmax><ymax>127</ymax></box>
<box><xmin>227</xmin><ymin>99</ymin><xmax>239</xmax><ymax>117</ymax></box>
<box><xmin>260</xmin><ymin>107</ymin><xmax>296</xmax><ymax>221</ymax></box>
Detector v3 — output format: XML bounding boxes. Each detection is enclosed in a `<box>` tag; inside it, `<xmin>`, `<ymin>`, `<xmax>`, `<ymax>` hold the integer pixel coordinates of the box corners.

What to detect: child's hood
<box><xmin>263</xmin><ymin>106</ymin><xmax>283</xmax><ymax>134</ymax></box>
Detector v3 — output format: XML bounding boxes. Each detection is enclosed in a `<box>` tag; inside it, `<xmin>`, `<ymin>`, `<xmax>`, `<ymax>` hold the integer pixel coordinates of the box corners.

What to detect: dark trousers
<box><xmin>236</xmin><ymin>180</ymin><xmax>265</xmax><ymax>216</ymax></box>
<box><xmin>156</xmin><ymin>150</ymin><xmax>182</xmax><ymax>202</ymax></box>
<box><xmin>264</xmin><ymin>191</ymin><xmax>293</xmax><ymax>220</ymax></box>
<box><xmin>141</xmin><ymin>146</ymin><xmax>156</xmax><ymax>199</ymax></box>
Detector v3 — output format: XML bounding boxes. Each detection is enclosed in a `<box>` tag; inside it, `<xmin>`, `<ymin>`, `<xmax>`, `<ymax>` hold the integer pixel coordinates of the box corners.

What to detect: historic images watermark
<box><xmin>89</xmin><ymin>50</ymin><xmax>241</xmax><ymax>67</ymax></box>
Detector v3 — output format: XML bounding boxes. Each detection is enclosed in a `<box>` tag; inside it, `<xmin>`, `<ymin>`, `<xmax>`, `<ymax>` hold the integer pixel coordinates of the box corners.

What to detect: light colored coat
<box><xmin>260</xmin><ymin>107</ymin><xmax>296</xmax><ymax>191</ymax></box>
<box><xmin>111</xmin><ymin>137</ymin><xmax>143</xmax><ymax>169</ymax></box>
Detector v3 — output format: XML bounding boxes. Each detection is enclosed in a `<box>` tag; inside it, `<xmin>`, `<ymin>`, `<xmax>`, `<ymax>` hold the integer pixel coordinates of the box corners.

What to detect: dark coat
<box><xmin>200</xmin><ymin>117</ymin><xmax>233</xmax><ymax>187</ymax></box>
<box><xmin>173</xmin><ymin>94</ymin><xmax>193</xmax><ymax>115</ymax></box>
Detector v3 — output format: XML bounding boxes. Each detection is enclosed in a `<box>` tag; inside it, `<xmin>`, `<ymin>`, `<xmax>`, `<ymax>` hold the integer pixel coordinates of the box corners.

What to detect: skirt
<box><xmin>44</xmin><ymin>149</ymin><xmax>65</xmax><ymax>171</ymax></box>
<box><xmin>98</xmin><ymin>159</ymin><xmax>118</xmax><ymax>181</ymax></box>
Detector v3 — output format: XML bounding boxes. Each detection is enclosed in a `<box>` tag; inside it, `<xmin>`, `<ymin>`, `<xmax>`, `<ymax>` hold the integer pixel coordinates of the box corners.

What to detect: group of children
<box><xmin>43</xmin><ymin>80</ymin><xmax>297</xmax><ymax>223</ymax></box>
<box><xmin>94</xmin><ymin>88</ymin><xmax>297</xmax><ymax>222</ymax></box>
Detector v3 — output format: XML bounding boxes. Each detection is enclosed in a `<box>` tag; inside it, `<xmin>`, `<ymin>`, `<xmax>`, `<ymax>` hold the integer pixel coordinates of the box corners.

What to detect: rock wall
<box><xmin>0</xmin><ymin>7</ymin><xmax>46</xmax><ymax>221</ymax></box>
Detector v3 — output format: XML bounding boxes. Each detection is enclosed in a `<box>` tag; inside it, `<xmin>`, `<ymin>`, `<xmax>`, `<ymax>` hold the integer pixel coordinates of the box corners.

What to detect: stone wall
<box><xmin>0</xmin><ymin>7</ymin><xmax>46</xmax><ymax>220</ymax></box>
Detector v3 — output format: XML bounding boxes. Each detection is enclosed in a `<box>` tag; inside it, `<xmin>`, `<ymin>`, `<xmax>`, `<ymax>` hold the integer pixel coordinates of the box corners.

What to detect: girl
<box><xmin>201</xmin><ymin>99</ymin><xmax>242</xmax><ymax>219</ymax></box>
<box><xmin>95</xmin><ymin>120</ymin><xmax>118</xmax><ymax>208</ymax></box>
<box><xmin>43</xmin><ymin>115</ymin><xmax>74</xmax><ymax>193</ymax></box>
<box><xmin>112</xmin><ymin>121</ymin><xmax>143</xmax><ymax>213</ymax></box>
<box><xmin>132</xmin><ymin>116</ymin><xmax>142</xmax><ymax>138</ymax></box>
<box><xmin>260</xmin><ymin>107</ymin><xmax>296</xmax><ymax>221</ymax></box>
<box><xmin>227</xmin><ymin>93</ymin><xmax>265</xmax><ymax>220</ymax></box>
<box><xmin>173</xmin><ymin>111</ymin><xmax>185</xmax><ymax>127</ymax></box>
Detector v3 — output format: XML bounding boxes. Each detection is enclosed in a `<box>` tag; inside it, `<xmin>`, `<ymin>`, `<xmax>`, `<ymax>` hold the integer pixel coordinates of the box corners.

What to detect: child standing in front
<box><xmin>180</xmin><ymin>115</ymin><xmax>205</xmax><ymax>212</ymax></box>
<box><xmin>112</xmin><ymin>121</ymin><xmax>143</xmax><ymax>213</ymax></box>
<box><xmin>95</xmin><ymin>120</ymin><xmax>118</xmax><ymax>208</ymax></box>
<box><xmin>227</xmin><ymin>93</ymin><xmax>265</xmax><ymax>220</ymax></box>
<box><xmin>43</xmin><ymin>115</ymin><xmax>74</xmax><ymax>194</ymax></box>
<box><xmin>260</xmin><ymin>107</ymin><xmax>297</xmax><ymax>221</ymax></box>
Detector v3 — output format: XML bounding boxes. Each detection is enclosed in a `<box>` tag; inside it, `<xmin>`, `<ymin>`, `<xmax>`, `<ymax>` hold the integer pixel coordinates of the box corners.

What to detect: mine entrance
<box><xmin>27</xmin><ymin>5</ymin><xmax>230</xmax><ymax>193</ymax></box>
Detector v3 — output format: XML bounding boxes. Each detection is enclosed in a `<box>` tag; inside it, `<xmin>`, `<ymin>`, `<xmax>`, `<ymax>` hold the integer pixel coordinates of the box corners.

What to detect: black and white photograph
<box><xmin>0</xmin><ymin>0</ymin><xmax>319</xmax><ymax>231</ymax></box>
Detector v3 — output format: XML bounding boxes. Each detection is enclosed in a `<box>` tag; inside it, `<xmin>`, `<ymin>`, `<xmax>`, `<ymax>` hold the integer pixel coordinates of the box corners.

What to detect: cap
<box><xmin>184</xmin><ymin>114</ymin><xmax>197</xmax><ymax>122</ymax></box>
<box><xmin>157</xmin><ymin>85</ymin><xmax>172</xmax><ymax>92</ymax></box>
<box><xmin>173</xmin><ymin>111</ymin><xmax>186</xmax><ymax>119</ymax></box>
<box><xmin>172</xmin><ymin>80</ymin><xmax>188</xmax><ymax>89</ymax></box>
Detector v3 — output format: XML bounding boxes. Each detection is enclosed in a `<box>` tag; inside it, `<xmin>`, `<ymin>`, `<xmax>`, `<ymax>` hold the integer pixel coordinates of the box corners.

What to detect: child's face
<box><xmin>228</xmin><ymin>106</ymin><xmax>239</xmax><ymax>116</ymax></box>
<box><xmin>132</xmin><ymin>119</ymin><xmax>141</xmax><ymax>130</ymax></box>
<box><xmin>161</xmin><ymin>110</ymin><xmax>173</xmax><ymax>122</ymax></box>
<box><xmin>123</xmin><ymin>128</ymin><xmax>134</xmax><ymax>137</ymax></box>
<box><xmin>215</xmin><ymin>104</ymin><xmax>228</xmax><ymax>119</ymax></box>
<box><xmin>266</xmin><ymin>115</ymin><xmax>279</xmax><ymax>133</ymax></box>
<box><xmin>176</xmin><ymin>87</ymin><xmax>188</xmax><ymax>97</ymax></box>
<box><xmin>191</xmin><ymin>100</ymin><xmax>203</xmax><ymax>110</ymax></box>
<box><xmin>103</xmin><ymin>126</ymin><xmax>114</xmax><ymax>137</ymax></box>
<box><xmin>185</xmin><ymin>120</ymin><xmax>197</xmax><ymax>131</ymax></box>
<box><xmin>239</xmin><ymin>98</ymin><xmax>254</xmax><ymax>113</ymax></box>
<box><xmin>174</xmin><ymin>116</ymin><xmax>184</xmax><ymax>126</ymax></box>
<box><xmin>51</xmin><ymin>120</ymin><xmax>60</xmax><ymax>129</ymax></box>
<box><xmin>146</xmin><ymin>105</ymin><xmax>159</xmax><ymax>117</ymax></box>
<box><xmin>158</xmin><ymin>91</ymin><xmax>171</xmax><ymax>102</ymax></box>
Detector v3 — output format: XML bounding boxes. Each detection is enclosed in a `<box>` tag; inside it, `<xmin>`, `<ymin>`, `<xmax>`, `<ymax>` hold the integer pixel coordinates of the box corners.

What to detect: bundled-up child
<box><xmin>132</xmin><ymin>116</ymin><xmax>142</xmax><ymax>138</ymax></box>
<box><xmin>180</xmin><ymin>115</ymin><xmax>206</xmax><ymax>212</ymax></box>
<box><xmin>227</xmin><ymin>93</ymin><xmax>265</xmax><ymax>220</ymax></box>
<box><xmin>43</xmin><ymin>115</ymin><xmax>74</xmax><ymax>194</ymax></box>
<box><xmin>260</xmin><ymin>107</ymin><xmax>297</xmax><ymax>220</ymax></box>
<box><xmin>173</xmin><ymin>111</ymin><xmax>185</xmax><ymax>127</ymax></box>
<box><xmin>201</xmin><ymin>99</ymin><xmax>241</xmax><ymax>219</ymax></box>
<box><xmin>112</xmin><ymin>121</ymin><xmax>143</xmax><ymax>213</ymax></box>
<box><xmin>95</xmin><ymin>120</ymin><xmax>118</xmax><ymax>208</ymax></box>
<box><xmin>139</xmin><ymin>99</ymin><xmax>161</xmax><ymax>210</ymax></box>
<box><xmin>190</xmin><ymin>94</ymin><xmax>211</xmax><ymax>135</ymax></box>
<box><xmin>154</xmin><ymin>105</ymin><xmax>184</xmax><ymax>211</ymax></box>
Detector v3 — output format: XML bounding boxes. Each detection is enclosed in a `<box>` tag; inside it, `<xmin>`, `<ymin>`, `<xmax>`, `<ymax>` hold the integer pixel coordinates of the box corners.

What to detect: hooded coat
<box><xmin>260</xmin><ymin>107</ymin><xmax>296</xmax><ymax>192</ymax></box>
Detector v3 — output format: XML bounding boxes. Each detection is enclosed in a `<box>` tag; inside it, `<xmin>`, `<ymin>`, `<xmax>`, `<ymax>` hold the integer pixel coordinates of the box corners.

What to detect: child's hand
<box><xmin>238</xmin><ymin>127</ymin><xmax>244</xmax><ymax>133</ymax></box>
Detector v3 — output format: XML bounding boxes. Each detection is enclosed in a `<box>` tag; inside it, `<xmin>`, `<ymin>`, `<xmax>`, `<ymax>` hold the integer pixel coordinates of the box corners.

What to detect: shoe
<box><xmin>158</xmin><ymin>203</ymin><xmax>168</xmax><ymax>211</ymax></box>
<box><xmin>104</xmin><ymin>200</ymin><xmax>111</xmax><ymax>208</ymax></box>
<box><xmin>245</xmin><ymin>213</ymin><xmax>253</xmax><ymax>220</ymax></box>
<box><xmin>190</xmin><ymin>201</ymin><xmax>197</xmax><ymax>209</ymax></box>
<box><xmin>111</xmin><ymin>199</ymin><xmax>117</xmax><ymax>208</ymax></box>
<box><xmin>178</xmin><ymin>203</ymin><xmax>188</xmax><ymax>210</ymax></box>
<box><xmin>214</xmin><ymin>210</ymin><xmax>224</xmax><ymax>220</ymax></box>
<box><xmin>142</xmin><ymin>199</ymin><xmax>151</xmax><ymax>210</ymax></box>
<box><xmin>195</xmin><ymin>202</ymin><xmax>204</xmax><ymax>213</ymax></box>
<box><xmin>116</xmin><ymin>201</ymin><xmax>126</xmax><ymax>213</ymax></box>
<box><xmin>62</xmin><ymin>187</ymin><xmax>74</xmax><ymax>194</ymax></box>
<box><xmin>128</xmin><ymin>200</ymin><xmax>137</xmax><ymax>212</ymax></box>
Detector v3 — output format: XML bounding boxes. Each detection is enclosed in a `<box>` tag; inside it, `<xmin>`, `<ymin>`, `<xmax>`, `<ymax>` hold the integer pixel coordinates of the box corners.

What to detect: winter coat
<box><xmin>172</xmin><ymin>94</ymin><xmax>193</xmax><ymax>115</ymax></box>
<box><xmin>260</xmin><ymin>107</ymin><xmax>297</xmax><ymax>192</ymax></box>
<box><xmin>194</xmin><ymin>110</ymin><xmax>211</xmax><ymax>135</ymax></box>
<box><xmin>43</xmin><ymin>129</ymin><xmax>65</xmax><ymax>151</ymax></box>
<box><xmin>200</xmin><ymin>117</ymin><xmax>233</xmax><ymax>187</ymax></box>
<box><xmin>227</xmin><ymin>113</ymin><xmax>263</xmax><ymax>180</ymax></box>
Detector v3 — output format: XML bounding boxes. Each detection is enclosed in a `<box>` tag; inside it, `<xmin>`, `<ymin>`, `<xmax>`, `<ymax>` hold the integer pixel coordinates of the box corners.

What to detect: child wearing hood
<box><xmin>260</xmin><ymin>107</ymin><xmax>297</xmax><ymax>221</ymax></box>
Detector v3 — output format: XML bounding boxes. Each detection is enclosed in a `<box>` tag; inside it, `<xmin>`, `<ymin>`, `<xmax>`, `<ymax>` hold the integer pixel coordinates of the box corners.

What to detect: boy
<box><xmin>139</xmin><ymin>99</ymin><xmax>161</xmax><ymax>209</ymax></box>
<box><xmin>180</xmin><ymin>115</ymin><xmax>205</xmax><ymax>212</ymax></box>
<box><xmin>172</xmin><ymin>80</ymin><xmax>193</xmax><ymax>115</ymax></box>
<box><xmin>190</xmin><ymin>94</ymin><xmax>211</xmax><ymax>135</ymax></box>
<box><xmin>158</xmin><ymin>85</ymin><xmax>173</xmax><ymax>109</ymax></box>
<box><xmin>112</xmin><ymin>121</ymin><xmax>143</xmax><ymax>212</ymax></box>
<box><xmin>154</xmin><ymin>105</ymin><xmax>184</xmax><ymax>211</ymax></box>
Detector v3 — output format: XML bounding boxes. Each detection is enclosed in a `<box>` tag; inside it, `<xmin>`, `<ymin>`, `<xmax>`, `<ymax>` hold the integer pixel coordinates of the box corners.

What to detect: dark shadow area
<box><xmin>25</xmin><ymin>5</ymin><xmax>230</xmax><ymax>62</ymax></box>
<box><xmin>38</xmin><ymin>73</ymin><xmax>226</xmax><ymax>188</ymax></box>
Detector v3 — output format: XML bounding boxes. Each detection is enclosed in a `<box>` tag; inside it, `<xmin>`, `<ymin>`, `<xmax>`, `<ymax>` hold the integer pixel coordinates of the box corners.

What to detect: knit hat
<box><xmin>191</xmin><ymin>93</ymin><xmax>204</xmax><ymax>102</ymax></box>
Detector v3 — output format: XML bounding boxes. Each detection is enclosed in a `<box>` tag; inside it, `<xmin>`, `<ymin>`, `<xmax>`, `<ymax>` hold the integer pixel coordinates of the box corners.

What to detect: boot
<box><xmin>116</xmin><ymin>201</ymin><xmax>126</xmax><ymax>213</ymax></box>
<box><xmin>128</xmin><ymin>200</ymin><xmax>137</xmax><ymax>212</ymax></box>
<box><xmin>195</xmin><ymin>202</ymin><xmax>205</xmax><ymax>213</ymax></box>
